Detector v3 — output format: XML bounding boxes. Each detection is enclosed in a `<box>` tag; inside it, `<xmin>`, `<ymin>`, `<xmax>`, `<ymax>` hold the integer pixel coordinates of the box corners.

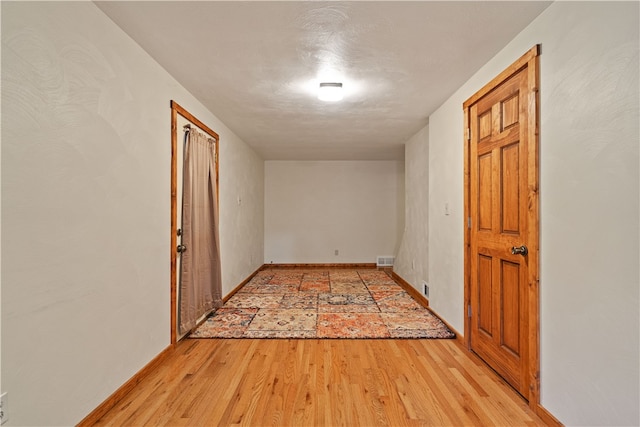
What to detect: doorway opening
<box><xmin>170</xmin><ymin>100</ymin><xmax>220</xmax><ymax>343</ymax></box>
<box><xmin>463</xmin><ymin>45</ymin><xmax>540</xmax><ymax>409</ymax></box>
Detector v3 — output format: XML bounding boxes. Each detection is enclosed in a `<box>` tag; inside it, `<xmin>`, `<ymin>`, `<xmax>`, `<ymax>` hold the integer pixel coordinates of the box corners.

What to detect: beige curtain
<box><xmin>179</xmin><ymin>128</ymin><xmax>222</xmax><ymax>335</ymax></box>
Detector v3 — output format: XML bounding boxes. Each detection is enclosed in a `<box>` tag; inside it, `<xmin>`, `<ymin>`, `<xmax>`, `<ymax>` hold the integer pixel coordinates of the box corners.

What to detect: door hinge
<box><xmin>467</xmin><ymin>217</ymin><xmax>471</xmax><ymax>229</ymax></box>
<box><xmin>466</xmin><ymin>127</ymin><xmax>471</xmax><ymax>141</ymax></box>
<box><xmin>468</xmin><ymin>305</ymin><xmax>472</xmax><ymax>317</ymax></box>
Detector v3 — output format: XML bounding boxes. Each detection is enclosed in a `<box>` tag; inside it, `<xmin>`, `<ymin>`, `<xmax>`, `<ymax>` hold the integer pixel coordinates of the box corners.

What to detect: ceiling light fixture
<box><xmin>318</xmin><ymin>82</ymin><xmax>343</xmax><ymax>102</ymax></box>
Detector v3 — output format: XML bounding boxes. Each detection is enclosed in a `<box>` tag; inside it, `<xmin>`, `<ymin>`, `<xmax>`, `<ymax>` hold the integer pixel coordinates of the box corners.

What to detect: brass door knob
<box><xmin>511</xmin><ymin>245</ymin><xmax>528</xmax><ymax>256</ymax></box>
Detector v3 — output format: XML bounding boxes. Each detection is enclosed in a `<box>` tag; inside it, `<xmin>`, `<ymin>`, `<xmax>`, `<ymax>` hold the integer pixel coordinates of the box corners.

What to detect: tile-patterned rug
<box><xmin>189</xmin><ymin>269</ymin><xmax>455</xmax><ymax>339</ymax></box>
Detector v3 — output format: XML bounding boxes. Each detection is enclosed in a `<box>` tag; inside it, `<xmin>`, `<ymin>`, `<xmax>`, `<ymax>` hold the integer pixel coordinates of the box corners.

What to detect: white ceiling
<box><xmin>96</xmin><ymin>1</ymin><xmax>551</xmax><ymax>160</ymax></box>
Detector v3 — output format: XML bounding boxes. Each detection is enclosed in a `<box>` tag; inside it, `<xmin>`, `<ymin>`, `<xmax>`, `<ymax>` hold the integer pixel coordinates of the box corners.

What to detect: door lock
<box><xmin>511</xmin><ymin>245</ymin><xmax>528</xmax><ymax>256</ymax></box>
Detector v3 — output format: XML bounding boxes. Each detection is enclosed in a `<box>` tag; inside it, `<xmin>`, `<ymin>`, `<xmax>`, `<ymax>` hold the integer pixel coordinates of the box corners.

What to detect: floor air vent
<box><xmin>376</xmin><ymin>256</ymin><xmax>395</xmax><ymax>267</ymax></box>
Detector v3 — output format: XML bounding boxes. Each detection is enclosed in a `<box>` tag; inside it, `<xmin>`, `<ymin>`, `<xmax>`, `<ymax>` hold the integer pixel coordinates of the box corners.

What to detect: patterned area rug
<box><xmin>190</xmin><ymin>269</ymin><xmax>455</xmax><ymax>339</ymax></box>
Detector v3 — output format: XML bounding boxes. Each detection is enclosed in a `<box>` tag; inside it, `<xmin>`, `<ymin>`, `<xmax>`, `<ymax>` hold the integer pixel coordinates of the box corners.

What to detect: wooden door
<box><xmin>464</xmin><ymin>46</ymin><xmax>539</xmax><ymax>403</ymax></box>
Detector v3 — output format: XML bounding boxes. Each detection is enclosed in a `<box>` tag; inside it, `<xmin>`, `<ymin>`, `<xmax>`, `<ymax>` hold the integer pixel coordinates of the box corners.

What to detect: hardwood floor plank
<box><xmin>87</xmin><ymin>337</ymin><xmax>549</xmax><ymax>426</ymax></box>
<box><xmin>408</xmin><ymin>353</ymin><xmax>471</xmax><ymax>425</ymax></box>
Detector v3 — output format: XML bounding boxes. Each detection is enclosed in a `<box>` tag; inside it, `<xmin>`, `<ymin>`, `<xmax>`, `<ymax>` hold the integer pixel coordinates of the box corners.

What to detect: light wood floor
<box><xmin>91</xmin><ymin>338</ymin><xmax>546</xmax><ymax>426</ymax></box>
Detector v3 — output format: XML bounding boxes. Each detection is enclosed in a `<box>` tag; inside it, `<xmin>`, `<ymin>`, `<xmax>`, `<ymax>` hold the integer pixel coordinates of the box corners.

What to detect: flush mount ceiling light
<box><xmin>318</xmin><ymin>82</ymin><xmax>343</xmax><ymax>102</ymax></box>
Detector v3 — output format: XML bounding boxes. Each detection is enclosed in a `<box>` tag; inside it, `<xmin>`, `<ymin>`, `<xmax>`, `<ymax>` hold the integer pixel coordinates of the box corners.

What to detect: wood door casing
<box><xmin>463</xmin><ymin>45</ymin><xmax>540</xmax><ymax>408</ymax></box>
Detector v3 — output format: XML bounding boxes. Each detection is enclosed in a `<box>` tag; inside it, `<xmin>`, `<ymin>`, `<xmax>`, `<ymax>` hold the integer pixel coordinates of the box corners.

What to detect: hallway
<box><xmin>2</xmin><ymin>2</ymin><xmax>637</xmax><ymax>425</ymax></box>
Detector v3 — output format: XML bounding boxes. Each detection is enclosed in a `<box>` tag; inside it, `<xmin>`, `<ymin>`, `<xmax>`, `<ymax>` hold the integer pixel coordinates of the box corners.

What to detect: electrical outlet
<box><xmin>422</xmin><ymin>281</ymin><xmax>430</xmax><ymax>298</ymax></box>
<box><xmin>334</xmin><ymin>249</ymin><xmax>339</xmax><ymax>256</ymax></box>
<box><xmin>1</xmin><ymin>392</ymin><xmax>8</xmax><ymax>425</ymax></box>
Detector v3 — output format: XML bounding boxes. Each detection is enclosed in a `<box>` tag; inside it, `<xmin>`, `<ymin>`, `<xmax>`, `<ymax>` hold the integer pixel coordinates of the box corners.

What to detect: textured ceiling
<box><xmin>96</xmin><ymin>1</ymin><xmax>551</xmax><ymax>160</ymax></box>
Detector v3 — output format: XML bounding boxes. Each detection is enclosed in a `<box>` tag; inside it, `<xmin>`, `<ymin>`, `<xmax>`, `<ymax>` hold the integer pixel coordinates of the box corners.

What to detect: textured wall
<box><xmin>428</xmin><ymin>98</ymin><xmax>466</xmax><ymax>332</ymax></box>
<box><xmin>394</xmin><ymin>126</ymin><xmax>430</xmax><ymax>295</ymax></box>
<box><xmin>427</xmin><ymin>2</ymin><xmax>639</xmax><ymax>425</ymax></box>
<box><xmin>219</xmin><ymin>125</ymin><xmax>264</xmax><ymax>293</ymax></box>
<box><xmin>264</xmin><ymin>160</ymin><xmax>403</xmax><ymax>264</ymax></box>
<box><xmin>1</xmin><ymin>2</ymin><xmax>263</xmax><ymax>425</ymax></box>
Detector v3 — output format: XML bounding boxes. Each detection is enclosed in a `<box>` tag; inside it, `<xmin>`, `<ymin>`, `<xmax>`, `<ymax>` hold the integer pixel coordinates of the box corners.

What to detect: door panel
<box><xmin>479</xmin><ymin>110</ymin><xmax>492</xmax><ymax>139</ymax></box>
<box><xmin>500</xmin><ymin>259</ymin><xmax>520</xmax><ymax>355</ymax></box>
<box><xmin>502</xmin><ymin>94</ymin><xmax>519</xmax><ymax>130</ymax></box>
<box><xmin>501</xmin><ymin>143</ymin><xmax>520</xmax><ymax>234</ymax></box>
<box><xmin>477</xmin><ymin>254</ymin><xmax>493</xmax><ymax>336</ymax></box>
<box><xmin>478</xmin><ymin>153</ymin><xmax>493</xmax><ymax>231</ymax></box>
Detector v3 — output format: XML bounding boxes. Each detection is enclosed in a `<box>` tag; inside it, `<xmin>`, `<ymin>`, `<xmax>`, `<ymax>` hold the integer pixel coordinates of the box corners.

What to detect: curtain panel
<box><xmin>179</xmin><ymin>129</ymin><xmax>222</xmax><ymax>334</ymax></box>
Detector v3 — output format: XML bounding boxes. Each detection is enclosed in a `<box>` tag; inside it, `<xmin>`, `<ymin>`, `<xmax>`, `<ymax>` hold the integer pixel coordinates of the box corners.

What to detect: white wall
<box><xmin>1</xmin><ymin>2</ymin><xmax>263</xmax><ymax>425</ymax></box>
<box><xmin>428</xmin><ymin>95</ymin><xmax>466</xmax><ymax>332</ymax></box>
<box><xmin>426</xmin><ymin>2</ymin><xmax>639</xmax><ymax>425</ymax></box>
<box><xmin>394</xmin><ymin>126</ymin><xmax>430</xmax><ymax>294</ymax></box>
<box><xmin>219</xmin><ymin>122</ymin><xmax>264</xmax><ymax>294</ymax></box>
<box><xmin>264</xmin><ymin>161</ymin><xmax>403</xmax><ymax>264</ymax></box>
